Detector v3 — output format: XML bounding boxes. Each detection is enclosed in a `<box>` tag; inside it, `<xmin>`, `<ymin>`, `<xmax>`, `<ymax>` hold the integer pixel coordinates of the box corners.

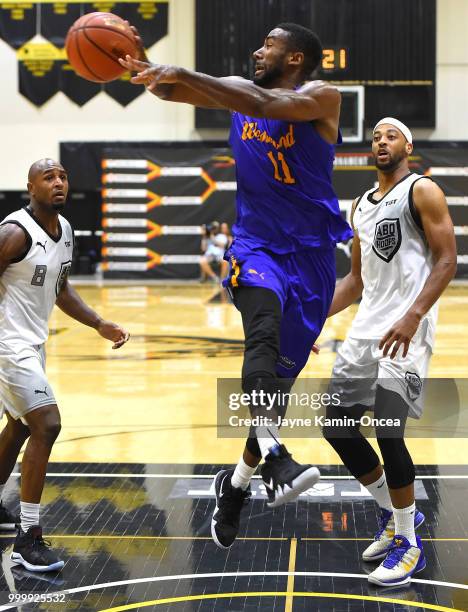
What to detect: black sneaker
<box><xmin>0</xmin><ymin>502</ymin><xmax>18</xmax><ymax>531</ymax></box>
<box><xmin>10</xmin><ymin>526</ymin><xmax>64</xmax><ymax>572</ymax></box>
<box><xmin>11</xmin><ymin>565</ymin><xmax>65</xmax><ymax>587</ymax></box>
<box><xmin>260</xmin><ymin>444</ymin><xmax>320</xmax><ymax>508</ymax></box>
<box><xmin>211</xmin><ymin>469</ymin><xmax>251</xmax><ymax>549</ymax></box>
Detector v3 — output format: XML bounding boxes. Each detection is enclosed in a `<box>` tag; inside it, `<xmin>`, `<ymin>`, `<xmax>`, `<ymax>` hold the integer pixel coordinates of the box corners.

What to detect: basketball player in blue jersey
<box><xmin>121</xmin><ymin>23</ymin><xmax>353</xmax><ymax>548</ymax></box>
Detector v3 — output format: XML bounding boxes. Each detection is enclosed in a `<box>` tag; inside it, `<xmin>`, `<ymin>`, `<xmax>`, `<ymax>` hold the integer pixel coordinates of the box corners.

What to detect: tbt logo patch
<box><xmin>372</xmin><ymin>218</ymin><xmax>402</xmax><ymax>262</ymax></box>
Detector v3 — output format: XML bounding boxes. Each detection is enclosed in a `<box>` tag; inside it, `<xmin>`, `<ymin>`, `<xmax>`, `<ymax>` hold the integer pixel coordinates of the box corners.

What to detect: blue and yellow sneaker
<box><xmin>367</xmin><ymin>535</ymin><xmax>426</xmax><ymax>586</ymax></box>
<box><xmin>362</xmin><ymin>509</ymin><xmax>425</xmax><ymax>561</ymax></box>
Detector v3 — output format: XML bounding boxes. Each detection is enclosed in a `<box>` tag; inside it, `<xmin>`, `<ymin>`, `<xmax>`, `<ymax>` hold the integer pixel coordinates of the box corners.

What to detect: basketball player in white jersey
<box><xmin>324</xmin><ymin>118</ymin><xmax>456</xmax><ymax>586</ymax></box>
<box><xmin>0</xmin><ymin>159</ymin><xmax>129</xmax><ymax>571</ymax></box>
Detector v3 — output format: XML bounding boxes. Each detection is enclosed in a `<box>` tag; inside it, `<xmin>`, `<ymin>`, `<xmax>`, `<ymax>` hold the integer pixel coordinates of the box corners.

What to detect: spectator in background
<box><xmin>200</xmin><ymin>221</ymin><xmax>229</xmax><ymax>283</ymax></box>
<box><xmin>220</xmin><ymin>222</ymin><xmax>233</xmax><ymax>248</ymax></box>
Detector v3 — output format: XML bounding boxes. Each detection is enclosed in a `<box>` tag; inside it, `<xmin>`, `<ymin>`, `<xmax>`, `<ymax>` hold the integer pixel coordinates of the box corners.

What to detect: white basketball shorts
<box><xmin>0</xmin><ymin>344</ymin><xmax>57</xmax><ymax>421</ymax></box>
<box><xmin>330</xmin><ymin>324</ymin><xmax>433</xmax><ymax>419</ymax></box>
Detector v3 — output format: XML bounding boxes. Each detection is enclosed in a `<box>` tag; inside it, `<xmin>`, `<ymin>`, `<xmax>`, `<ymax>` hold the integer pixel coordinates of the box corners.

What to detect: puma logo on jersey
<box><xmin>65</xmin><ymin>241</ymin><xmax>71</xmax><ymax>247</ymax></box>
<box><xmin>36</xmin><ymin>240</ymin><xmax>47</xmax><ymax>253</ymax></box>
<box><xmin>34</xmin><ymin>387</ymin><xmax>48</xmax><ymax>396</ymax></box>
<box><xmin>248</xmin><ymin>268</ymin><xmax>265</xmax><ymax>280</ymax></box>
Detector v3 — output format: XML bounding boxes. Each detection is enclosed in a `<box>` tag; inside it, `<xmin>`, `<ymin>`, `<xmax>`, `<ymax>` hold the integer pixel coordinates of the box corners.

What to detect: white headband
<box><xmin>373</xmin><ymin>117</ymin><xmax>413</xmax><ymax>143</ymax></box>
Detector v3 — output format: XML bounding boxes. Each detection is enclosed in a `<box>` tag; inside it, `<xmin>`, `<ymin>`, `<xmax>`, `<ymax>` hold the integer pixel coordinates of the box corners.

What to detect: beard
<box><xmin>52</xmin><ymin>202</ymin><xmax>65</xmax><ymax>212</ymax></box>
<box><xmin>253</xmin><ymin>64</ymin><xmax>283</xmax><ymax>87</ymax></box>
<box><xmin>375</xmin><ymin>151</ymin><xmax>406</xmax><ymax>173</ymax></box>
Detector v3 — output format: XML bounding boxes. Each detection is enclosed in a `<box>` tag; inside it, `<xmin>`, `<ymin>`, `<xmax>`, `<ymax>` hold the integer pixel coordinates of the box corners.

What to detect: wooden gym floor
<box><xmin>0</xmin><ymin>283</ymin><xmax>466</xmax><ymax>611</ymax></box>
<box><xmin>45</xmin><ymin>283</ymin><xmax>468</xmax><ymax>466</ymax></box>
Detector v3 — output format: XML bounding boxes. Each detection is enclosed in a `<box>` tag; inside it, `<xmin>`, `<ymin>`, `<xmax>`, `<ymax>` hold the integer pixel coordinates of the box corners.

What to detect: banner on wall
<box><xmin>104</xmin><ymin>72</ymin><xmax>144</xmax><ymax>106</ymax></box>
<box><xmin>58</xmin><ymin>142</ymin><xmax>468</xmax><ymax>281</ymax></box>
<box><xmin>40</xmin><ymin>2</ymin><xmax>81</xmax><ymax>48</ymax></box>
<box><xmin>101</xmin><ymin>147</ymin><xmax>238</xmax><ymax>280</ymax></box>
<box><xmin>60</xmin><ymin>62</ymin><xmax>102</xmax><ymax>106</ymax></box>
<box><xmin>18</xmin><ymin>41</ymin><xmax>63</xmax><ymax>106</ymax></box>
<box><xmin>0</xmin><ymin>3</ymin><xmax>37</xmax><ymax>49</ymax></box>
<box><xmin>1</xmin><ymin>1</ymin><xmax>168</xmax><ymax>107</ymax></box>
<box><xmin>109</xmin><ymin>1</ymin><xmax>168</xmax><ymax>48</ymax></box>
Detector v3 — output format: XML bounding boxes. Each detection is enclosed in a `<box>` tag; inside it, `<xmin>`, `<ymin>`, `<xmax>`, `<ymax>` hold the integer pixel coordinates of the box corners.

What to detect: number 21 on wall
<box><xmin>267</xmin><ymin>151</ymin><xmax>296</xmax><ymax>184</ymax></box>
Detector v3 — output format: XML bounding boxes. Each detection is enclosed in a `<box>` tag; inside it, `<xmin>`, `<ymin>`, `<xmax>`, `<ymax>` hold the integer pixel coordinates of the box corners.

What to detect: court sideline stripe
<box><xmin>1</xmin><ymin>571</ymin><xmax>467</xmax><ymax>611</ymax></box>
<box><xmin>285</xmin><ymin>538</ymin><xmax>297</xmax><ymax>612</ymax></box>
<box><xmin>99</xmin><ymin>591</ymin><xmax>463</xmax><ymax>612</ymax></box>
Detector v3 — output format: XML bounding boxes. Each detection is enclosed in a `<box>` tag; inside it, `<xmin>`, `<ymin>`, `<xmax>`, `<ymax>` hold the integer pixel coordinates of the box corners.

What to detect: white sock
<box><xmin>256</xmin><ymin>422</ymin><xmax>281</xmax><ymax>459</ymax></box>
<box><xmin>231</xmin><ymin>457</ymin><xmax>257</xmax><ymax>490</ymax></box>
<box><xmin>364</xmin><ymin>473</ymin><xmax>392</xmax><ymax>513</ymax></box>
<box><xmin>393</xmin><ymin>502</ymin><xmax>417</xmax><ymax>546</ymax></box>
<box><xmin>20</xmin><ymin>501</ymin><xmax>40</xmax><ymax>533</ymax></box>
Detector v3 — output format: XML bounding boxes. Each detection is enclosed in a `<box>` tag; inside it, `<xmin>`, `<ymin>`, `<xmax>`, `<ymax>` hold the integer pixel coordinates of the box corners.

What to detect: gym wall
<box><xmin>0</xmin><ymin>0</ymin><xmax>468</xmax><ymax>191</ymax></box>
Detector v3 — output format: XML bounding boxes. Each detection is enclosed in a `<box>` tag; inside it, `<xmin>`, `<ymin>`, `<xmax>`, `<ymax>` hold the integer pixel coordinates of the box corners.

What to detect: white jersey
<box><xmin>349</xmin><ymin>173</ymin><xmax>438</xmax><ymax>347</ymax></box>
<box><xmin>0</xmin><ymin>207</ymin><xmax>74</xmax><ymax>349</ymax></box>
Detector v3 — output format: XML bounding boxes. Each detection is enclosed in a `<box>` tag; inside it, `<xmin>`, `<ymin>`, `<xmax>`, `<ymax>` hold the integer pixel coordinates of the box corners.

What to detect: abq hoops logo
<box><xmin>372</xmin><ymin>218</ymin><xmax>402</xmax><ymax>262</ymax></box>
<box><xmin>405</xmin><ymin>371</ymin><xmax>422</xmax><ymax>400</ymax></box>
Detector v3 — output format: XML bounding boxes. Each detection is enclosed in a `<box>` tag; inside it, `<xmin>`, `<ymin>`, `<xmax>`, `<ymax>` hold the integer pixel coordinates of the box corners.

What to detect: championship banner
<box><xmin>0</xmin><ymin>2</ymin><xmax>37</xmax><ymax>49</ymax></box>
<box><xmin>59</xmin><ymin>60</ymin><xmax>102</xmax><ymax>106</ymax></box>
<box><xmin>18</xmin><ymin>41</ymin><xmax>63</xmax><ymax>106</ymax></box>
<box><xmin>2</xmin><ymin>1</ymin><xmax>168</xmax><ymax>108</ymax></box>
<box><xmin>104</xmin><ymin>72</ymin><xmax>144</xmax><ymax>106</ymax></box>
<box><xmin>110</xmin><ymin>0</ymin><xmax>168</xmax><ymax>48</ymax></box>
<box><xmin>40</xmin><ymin>2</ymin><xmax>81</xmax><ymax>47</ymax></box>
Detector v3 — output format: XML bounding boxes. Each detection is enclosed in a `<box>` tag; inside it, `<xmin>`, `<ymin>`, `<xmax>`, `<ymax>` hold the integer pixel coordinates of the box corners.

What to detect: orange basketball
<box><xmin>65</xmin><ymin>12</ymin><xmax>138</xmax><ymax>83</ymax></box>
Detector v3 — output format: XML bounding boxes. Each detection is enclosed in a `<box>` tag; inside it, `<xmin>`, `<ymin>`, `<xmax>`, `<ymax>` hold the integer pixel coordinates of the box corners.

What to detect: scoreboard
<box><xmin>195</xmin><ymin>0</ymin><xmax>436</xmax><ymax>131</ymax></box>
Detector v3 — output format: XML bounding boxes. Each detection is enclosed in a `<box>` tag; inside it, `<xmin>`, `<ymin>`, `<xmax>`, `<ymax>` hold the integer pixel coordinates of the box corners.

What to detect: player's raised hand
<box><xmin>124</xmin><ymin>57</ymin><xmax>180</xmax><ymax>87</ymax></box>
<box><xmin>118</xmin><ymin>55</ymin><xmax>150</xmax><ymax>74</ymax></box>
<box><xmin>97</xmin><ymin>320</ymin><xmax>130</xmax><ymax>349</ymax></box>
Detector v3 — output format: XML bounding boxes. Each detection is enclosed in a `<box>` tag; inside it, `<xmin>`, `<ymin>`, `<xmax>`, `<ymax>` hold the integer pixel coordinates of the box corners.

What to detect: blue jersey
<box><xmin>229</xmin><ymin>112</ymin><xmax>353</xmax><ymax>252</ymax></box>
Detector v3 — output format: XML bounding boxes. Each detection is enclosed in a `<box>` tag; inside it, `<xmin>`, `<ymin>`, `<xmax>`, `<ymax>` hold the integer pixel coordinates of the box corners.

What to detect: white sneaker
<box><xmin>368</xmin><ymin>536</ymin><xmax>426</xmax><ymax>587</ymax></box>
<box><xmin>362</xmin><ymin>508</ymin><xmax>425</xmax><ymax>562</ymax></box>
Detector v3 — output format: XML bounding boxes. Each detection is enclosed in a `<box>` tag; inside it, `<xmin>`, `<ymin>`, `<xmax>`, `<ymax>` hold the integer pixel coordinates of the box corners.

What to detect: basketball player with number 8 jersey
<box><xmin>0</xmin><ymin>159</ymin><xmax>130</xmax><ymax>572</ymax></box>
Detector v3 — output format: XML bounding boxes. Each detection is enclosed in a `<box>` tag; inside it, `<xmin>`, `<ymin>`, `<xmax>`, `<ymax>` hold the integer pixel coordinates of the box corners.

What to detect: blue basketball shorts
<box><xmin>223</xmin><ymin>239</ymin><xmax>336</xmax><ymax>378</ymax></box>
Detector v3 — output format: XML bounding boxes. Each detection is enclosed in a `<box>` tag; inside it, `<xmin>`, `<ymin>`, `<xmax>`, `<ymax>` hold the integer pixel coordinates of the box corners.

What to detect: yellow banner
<box><xmin>17</xmin><ymin>41</ymin><xmax>66</xmax><ymax>60</ymax></box>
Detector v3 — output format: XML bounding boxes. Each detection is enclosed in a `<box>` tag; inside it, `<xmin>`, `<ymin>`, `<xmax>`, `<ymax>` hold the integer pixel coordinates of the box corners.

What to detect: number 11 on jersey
<box><xmin>267</xmin><ymin>151</ymin><xmax>296</xmax><ymax>184</ymax></box>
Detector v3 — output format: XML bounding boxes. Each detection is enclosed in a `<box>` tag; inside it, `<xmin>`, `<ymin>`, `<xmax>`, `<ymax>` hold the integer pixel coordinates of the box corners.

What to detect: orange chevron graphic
<box><xmin>147</xmin><ymin>249</ymin><xmax>162</xmax><ymax>268</ymax></box>
<box><xmin>147</xmin><ymin>221</ymin><xmax>162</xmax><ymax>239</ymax></box>
<box><xmin>147</xmin><ymin>161</ymin><xmax>162</xmax><ymax>181</ymax></box>
<box><xmin>147</xmin><ymin>191</ymin><xmax>162</xmax><ymax>210</ymax></box>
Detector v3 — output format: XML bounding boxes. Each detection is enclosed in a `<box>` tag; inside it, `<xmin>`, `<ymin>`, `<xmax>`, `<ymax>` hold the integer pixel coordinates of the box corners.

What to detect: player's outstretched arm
<box><xmin>380</xmin><ymin>179</ymin><xmax>457</xmax><ymax>358</ymax></box>
<box><xmin>121</xmin><ymin>27</ymin><xmax>225</xmax><ymax>108</ymax></box>
<box><xmin>0</xmin><ymin>223</ymin><xmax>29</xmax><ymax>276</ymax></box>
<box><xmin>119</xmin><ymin>55</ymin><xmax>339</xmax><ymax>120</ymax></box>
<box><xmin>119</xmin><ymin>56</ymin><xmax>229</xmax><ymax>108</ymax></box>
<box><xmin>56</xmin><ymin>280</ymin><xmax>130</xmax><ymax>349</ymax></box>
